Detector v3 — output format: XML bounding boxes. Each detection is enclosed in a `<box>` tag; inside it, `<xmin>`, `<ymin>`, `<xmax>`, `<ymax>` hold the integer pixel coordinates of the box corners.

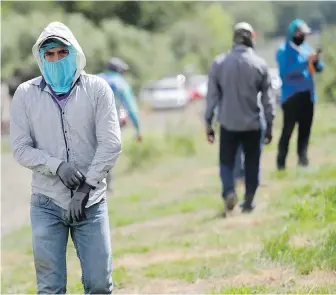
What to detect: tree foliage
<box><xmin>316</xmin><ymin>26</ymin><xmax>336</xmax><ymax>102</ymax></box>
<box><xmin>1</xmin><ymin>1</ymin><xmax>336</xmax><ymax>98</ymax></box>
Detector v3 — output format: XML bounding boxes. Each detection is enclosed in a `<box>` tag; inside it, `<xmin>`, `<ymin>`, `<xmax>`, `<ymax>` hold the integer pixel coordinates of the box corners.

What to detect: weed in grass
<box><xmin>263</xmin><ymin>227</ymin><xmax>292</xmax><ymax>261</ymax></box>
<box><xmin>67</xmin><ymin>282</ymin><xmax>84</xmax><ymax>294</ymax></box>
<box><xmin>283</xmin><ymin>285</ymin><xmax>336</xmax><ymax>294</ymax></box>
<box><xmin>209</xmin><ymin>285</ymin><xmax>268</xmax><ymax>294</ymax></box>
<box><xmin>264</xmin><ymin>183</ymin><xmax>336</xmax><ymax>274</ymax></box>
<box><xmin>112</xmin><ymin>266</ymin><xmax>131</xmax><ymax>289</ymax></box>
<box><xmin>123</xmin><ymin>130</ymin><xmax>197</xmax><ymax>171</ymax></box>
<box><xmin>318</xmin><ymin>230</ymin><xmax>336</xmax><ymax>270</ymax></box>
<box><xmin>165</xmin><ymin>129</ymin><xmax>196</xmax><ymax>156</ymax></box>
<box><xmin>142</xmin><ymin>252</ymin><xmax>257</xmax><ymax>283</ymax></box>
<box><xmin>123</xmin><ymin>136</ymin><xmax>162</xmax><ymax>171</ymax></box>
<box><xmin>143</xmin><ymin>258</ymin><xmax>215</xmax><ymax>282</ymax></box>
<box><xmin>113</xmin><ymin>245</ymin><xmax>152</xmax><ymax>259</ymax></box>
<box><xmin>288</xmin><ymin>186</ymin><xmax>336</xmax><ymax>224</ymax></box>
<box><xmin>263</xmin><ymin>230</ymin><xmax>336</xmax><ymax>275</ymax></box>
<box><xmin>109</xmin><ymin>193</ymin><xmax>219</xmax><ymax>227</ymax></box>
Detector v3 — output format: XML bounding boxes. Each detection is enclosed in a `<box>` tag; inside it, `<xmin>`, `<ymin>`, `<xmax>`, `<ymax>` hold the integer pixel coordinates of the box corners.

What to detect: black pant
<box><xmin>277</xmin><ymin>91</ymin><xmax>314</xmax><ymax>168</ymax></box>
<box><xmin>219</xmin><ymin>127</ymin><xmax>261</xmax><ymax>206</ymax></box>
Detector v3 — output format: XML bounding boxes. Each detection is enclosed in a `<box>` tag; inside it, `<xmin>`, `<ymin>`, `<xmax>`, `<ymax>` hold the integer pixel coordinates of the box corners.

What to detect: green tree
<box><xmin>316</xmin><ymin>26</ymin><xmax>336</xmax><ymax>102</ymax></box>
<box><xmin>222</xmin><ymin>1</ymin><xmax>277</xmax><ymax>40</ymax></box>
<box><xmin>170</xmin><ymin>3</ymin><xmax>233</xmax><ymax>73</ymax></box>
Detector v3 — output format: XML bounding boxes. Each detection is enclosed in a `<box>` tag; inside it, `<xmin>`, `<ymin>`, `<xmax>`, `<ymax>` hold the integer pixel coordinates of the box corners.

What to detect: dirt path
<box><xmin>1</xmin><ymin>153</ymin><xmax>32</xmax><ymax>236</ymax></box>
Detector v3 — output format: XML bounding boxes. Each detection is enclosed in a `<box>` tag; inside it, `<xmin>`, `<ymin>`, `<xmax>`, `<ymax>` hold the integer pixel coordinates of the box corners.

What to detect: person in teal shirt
<box><xmin>97</xmin><ymin>57</ymin><xmax>142</xmax><ymax>190</ymax></box>
<box><xmin>97</xmin><ymin>57</ymin><xmax>142</xmax><ymax>140</ymax></box>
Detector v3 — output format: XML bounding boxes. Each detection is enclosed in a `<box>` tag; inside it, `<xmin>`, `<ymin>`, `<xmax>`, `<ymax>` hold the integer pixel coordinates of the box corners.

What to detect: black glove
<box><xmin>56</xmin><ymin>162</ymin><xmax>84</xmax><ymax>190</ymax></box>
<box><xmin>67</xmin><ymin>182</ymin><xmax>92</xmax><ymax>223</ymax></box>
<box><xmin>264</xmin><ymin>126</ymin><xmax>273</xmax><ymax>145</ymax></box>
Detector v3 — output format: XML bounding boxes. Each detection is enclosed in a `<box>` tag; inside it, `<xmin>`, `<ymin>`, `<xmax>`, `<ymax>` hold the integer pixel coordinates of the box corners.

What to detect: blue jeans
<box><xmin>30</xmin><ymin>194</ymin><xmax>113</xmax><ymax>294</ymax></box>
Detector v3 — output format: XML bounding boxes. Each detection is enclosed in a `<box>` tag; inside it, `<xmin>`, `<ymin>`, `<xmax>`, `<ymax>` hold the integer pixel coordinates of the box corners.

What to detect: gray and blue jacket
<box><xmin>10</xmin><ymin>22</ymin><xmax>122</xmax><ymax>210</ymax></box>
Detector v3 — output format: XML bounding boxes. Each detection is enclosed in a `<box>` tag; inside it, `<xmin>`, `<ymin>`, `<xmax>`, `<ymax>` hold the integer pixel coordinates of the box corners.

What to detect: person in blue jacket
<box><xmin>97</xmin><ymin>57</ymin><xmax>142</xmax><ymax>140</ymax></box>
<box><xmin>97</xmin><ymin>57</ymin><xmax>142</xmax><ymax>190</ymax></box>
<box><xmin>276</xmin><ymin>19</ymin><xmax>324</xmax><ymax>170</ymax></box>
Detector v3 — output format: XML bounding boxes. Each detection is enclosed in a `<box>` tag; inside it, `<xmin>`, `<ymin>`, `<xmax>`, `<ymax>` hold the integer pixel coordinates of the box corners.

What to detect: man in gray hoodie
<box><xmin>10</xmin><ymin>22</ymin><xmax>121</xmax><ymax>293</ymax></box>
<box><xmin>205</xmin><ymin>22</ymin><xmax>275</xmax><ymax>216</ymax></box>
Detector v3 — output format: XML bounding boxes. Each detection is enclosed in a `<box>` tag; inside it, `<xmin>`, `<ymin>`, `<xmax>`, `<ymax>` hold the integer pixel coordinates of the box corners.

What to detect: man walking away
<box><xmin>10</xmin><ymin>21</ymin><xmax>122</xmax><ymax>294</ymax></box>
<box><xmin>205</xmin><ymin>22</ymin><xmax>275</xmax><ymax>217</ymax></box>
<box><xmin>276</xmin><ymin>19</ymin><xmax>324</xmax><ymax>170</ymax></box>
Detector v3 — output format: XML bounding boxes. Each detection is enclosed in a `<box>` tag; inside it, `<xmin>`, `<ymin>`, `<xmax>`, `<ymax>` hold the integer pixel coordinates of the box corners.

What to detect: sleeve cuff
<box><xmin>85</xmin><ymin>178</ymin><xmax>98</xmax><ymax>190</ymax></box>
<box><xmin>46</xmin><ymin>157</ymin><xmax>63</xmax><ymax>175</ymax></box>
<box><xmin>205</xmin><ymin>116</ymin><xmax>213</xmax><ymax>127</ymax></box>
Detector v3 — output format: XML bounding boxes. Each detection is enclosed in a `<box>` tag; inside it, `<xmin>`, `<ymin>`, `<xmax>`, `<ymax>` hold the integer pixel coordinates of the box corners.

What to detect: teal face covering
<box><xmin>39</xmin><ymin>41</ymin><xmax>77</xmax><ymax>95</ymax></box>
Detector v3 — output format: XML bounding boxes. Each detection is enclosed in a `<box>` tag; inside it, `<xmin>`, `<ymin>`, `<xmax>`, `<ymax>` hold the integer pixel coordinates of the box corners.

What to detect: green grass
<box><xmin>1</xmin><ymin>137</ymin><xmax>11</xmax><ymax>154</ymax></box>
<box><xmin>209</xmin><ymin>285</ymin><xmax>269</xmax><ymax>294</ymax></box>
<box><xmin>263</xmin><ymin>229</ymin><xmax>336</xmax><ymax>275</ymax></box>
<box><xmin>122</xmin><ymin>127</ymin><xmax>197</xmax><ymax>171</ymax></box>
<box><xmin>263</xmin><ymin>184</ymin><xmax>336</xmax><ymax>275</ymax></box>
<box><xmin>1</xmin><ymin>102</ymin><xmax>336</xmax><ymax>294</ymax></box>
<box><xmin>210</xmin><ymin>285</ymin><xmax>336</xmax><ymax>294</ymax></box>
<box><xmin>109</xmin><ymin>192</ymin><xmax>221</xmax><ymax>227</ymax></box>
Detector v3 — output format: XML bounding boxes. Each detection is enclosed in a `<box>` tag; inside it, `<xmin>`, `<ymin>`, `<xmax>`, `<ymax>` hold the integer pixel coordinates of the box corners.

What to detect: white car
<box><xmin>139</xmin><ymin>75</ymin><xmax>189</xmax><ymax>110</ymax></box>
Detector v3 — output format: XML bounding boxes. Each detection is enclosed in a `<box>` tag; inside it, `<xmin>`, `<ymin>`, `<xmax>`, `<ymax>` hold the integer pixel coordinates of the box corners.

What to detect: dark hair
<box><xmin>233</xmin><ymin>29</ymin><xmax>254</xmax><ymax>48</ymax></box>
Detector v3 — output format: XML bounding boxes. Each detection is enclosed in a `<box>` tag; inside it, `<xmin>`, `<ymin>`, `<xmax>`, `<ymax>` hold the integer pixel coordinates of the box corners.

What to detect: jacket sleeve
<box><xmin>118</xmin><ymin>81</ymin><xmax>141</xmax><ymax>134</ymax></box>
<box><xmin>276</xmin><ymin>48</ymin><xmax>309</xmax><ymax>79</ymax></box>
<box><xmin>204</xmin><ymin>60</ymin><xmax>221</xmax><ymax>126</ymax></box>
<box><xmin>85</xmin><ymin>80</ymin><xmax>122</xmax><ymax>188</ymax></box>
<box><xmin>10</xmin><ymin>84</ymin><xmax>63</xmax><ymax>175</ymax></box>
<box><xmin>260</xmin><ymin>66</ymin><xmax>276</xmax><ymax>131</ymax></box>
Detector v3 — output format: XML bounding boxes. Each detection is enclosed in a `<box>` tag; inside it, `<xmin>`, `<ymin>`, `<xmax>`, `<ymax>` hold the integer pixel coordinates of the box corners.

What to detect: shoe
<box><xmin>276</xmin><ymin>154</ymin><xmax>286</xmax><ymax>171</ymax></box>
<box><xmin>277</xmin><ymin>165</ymin><xmax>285</xmax><ymax>171</ymax></box>
<box><xmin>298</xmin><ymin>156</ymin><xmax>309</xmax><ymax>167</ymax></box>
<box><xmin>226</xmin><ymin>192</ymin><xmax>238</xmax><ymax>210</ymax></box>
<box><xmin>223</xmin><ymin>192</ymin><xmax>238</xmax><ymax>217</ymax></box>
<box><xmin>240</xmin><ymin>200</ymin><xmax>256</xmax><ymax>213</ymax></box>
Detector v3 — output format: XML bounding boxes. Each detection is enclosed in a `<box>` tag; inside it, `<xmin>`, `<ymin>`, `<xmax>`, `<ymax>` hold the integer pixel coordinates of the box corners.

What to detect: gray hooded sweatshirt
<box><xmin>10</xmin><ymin>22</ymin><xmax>122</xmax><ymax>210</ymax></box>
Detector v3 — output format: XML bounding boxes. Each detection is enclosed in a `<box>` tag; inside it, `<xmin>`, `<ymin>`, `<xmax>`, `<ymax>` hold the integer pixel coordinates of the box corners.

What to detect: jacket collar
<box><xmin>232</xmin><ymin>44</ymin><xmax>254</xmax><ymax>53</ymax></box>
<box><xmin>31</xmin><ymin>75</ymin><xmax>82</xmax><ymax>94</ymax></box>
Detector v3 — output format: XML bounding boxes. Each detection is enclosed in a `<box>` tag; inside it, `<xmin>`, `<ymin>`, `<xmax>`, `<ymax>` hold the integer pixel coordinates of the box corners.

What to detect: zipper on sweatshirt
<box><xmin>59</xmin><ymin>108</ymin><xmax>69</xmax><ymax>162</ymax></box>
<box><xmin>50</xmin><ymin>95</ymin><xmax>72</xmax><ymax>197</ymax></box>
<box><xmin>51</xmin><ymin>100</ymin><xmax>70</xmax><ymax>161</ymax></box>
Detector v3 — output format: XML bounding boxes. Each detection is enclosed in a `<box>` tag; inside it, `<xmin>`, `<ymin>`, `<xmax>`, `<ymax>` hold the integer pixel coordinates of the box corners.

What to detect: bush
<box><xmin>164</xmin><ymin>128</ymin><xmax>197</xmax><ymax>157</ymax></box>
<box><xmin>123</xmin><ymin>136</ymin><xmax>162</xmax><ymax>171</ymax></box>
<box><xmin>101</xmin><ymin>19</ymin><xmax>177</xmax><ymax>94</ymax></box>
<box><xmin>316</xmin><ymin>26</ymin><xmax>336</xmax><ymax>103</ymax></box>
<box><xmin>1</xmin><ymin>11</ymin><xmax>109</xmax><ymax>79</ymax></box>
